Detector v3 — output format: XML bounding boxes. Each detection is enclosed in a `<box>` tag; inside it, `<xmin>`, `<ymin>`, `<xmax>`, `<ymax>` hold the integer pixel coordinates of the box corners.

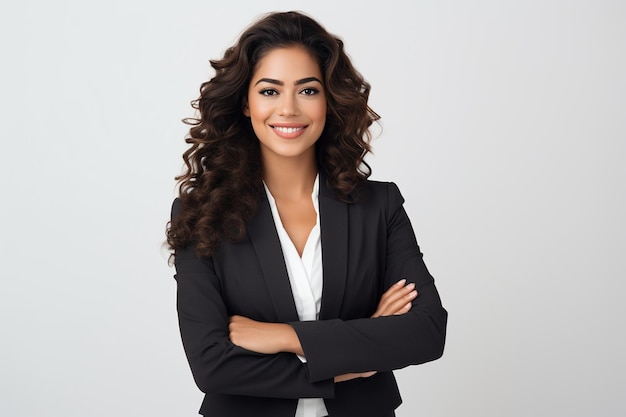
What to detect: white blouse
<box><xmin>264</xmin><ymin>175</ymin><xmax>328</xmax><ymax>417</ymax></box>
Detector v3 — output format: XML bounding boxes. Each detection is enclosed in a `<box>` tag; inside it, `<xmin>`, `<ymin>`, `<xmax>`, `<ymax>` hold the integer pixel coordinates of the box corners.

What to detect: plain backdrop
<box><xmin>1</xmin><ymin>1</ymin><xmax>624</xmax><ymax>416</ymax></box>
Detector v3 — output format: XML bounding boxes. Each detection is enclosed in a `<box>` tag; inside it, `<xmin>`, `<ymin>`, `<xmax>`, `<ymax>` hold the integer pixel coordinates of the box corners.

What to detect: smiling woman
<box><xmin>166</xmin><ymin>10</ymin><xmax>447</xmax><ymax>417</ymax></box>
<box><xmin>245</xmin><ymin>47</ymin><xmax>327</xmax><ymax>167</ymax></box>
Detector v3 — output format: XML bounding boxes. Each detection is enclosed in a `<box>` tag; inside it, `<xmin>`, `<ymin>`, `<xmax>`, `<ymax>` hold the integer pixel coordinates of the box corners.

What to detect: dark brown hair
<box><xmin>167</xmin><ymin>10</ymin><xmax>379</xmax><ymax>258</ymax></box>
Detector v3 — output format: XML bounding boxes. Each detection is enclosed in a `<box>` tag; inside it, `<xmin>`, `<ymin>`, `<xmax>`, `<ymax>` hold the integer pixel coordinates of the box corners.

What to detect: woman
<box><xmin>167</xmin><ymin>11</ymin><xmax>447</xmax><ymax>417</ymax></box>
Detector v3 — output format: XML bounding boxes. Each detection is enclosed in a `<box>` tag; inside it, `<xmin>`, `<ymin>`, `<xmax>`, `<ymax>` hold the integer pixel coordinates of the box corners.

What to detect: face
<box><xmin>244</xmin><ymin>46</ymin><xmax>327</xmax><ymax>164</ymax></box>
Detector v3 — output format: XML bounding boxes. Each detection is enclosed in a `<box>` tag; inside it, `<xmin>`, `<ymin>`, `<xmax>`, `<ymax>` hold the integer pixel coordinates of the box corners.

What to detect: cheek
<box><xmin>308</xmin><ymin>101</ymin><xmax>327</xmax><ymax>123</ymax></box>
<box><xmin>248</xmin><ymin>98</ymin><xmax>273</xmax><ymax>121</ymax></box>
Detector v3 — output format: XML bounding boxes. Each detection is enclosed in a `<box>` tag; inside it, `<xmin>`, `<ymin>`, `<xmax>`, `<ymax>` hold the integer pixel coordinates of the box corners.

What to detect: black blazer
<box><xmin>172</xmin><ymin>177</ymin><xmax>447</xmax><ymax>417</ymax></box>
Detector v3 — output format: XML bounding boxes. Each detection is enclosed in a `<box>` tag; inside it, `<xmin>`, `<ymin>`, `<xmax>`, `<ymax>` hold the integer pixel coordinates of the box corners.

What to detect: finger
<box><xmin>375</xmin><ymin>289</ymin><xmax>418</xmax><ymax>317</ymax></box>
<box><xmin>385</xmin><ymin>290</ymin><xmax>418</xmax><ymax>315</ymax></box>
<box><xmin>379</xmin><ymin>279</ymin><xmax>407</xmax><ymax>302</ymax></box>
<box><xmin>384</xmin><ymin>281</ymin><xmax>415</xmax><ymax>301</ymax></box>
<box><xmin>394</xmin><ymin>278</ymin><xmax>407</xmax><ymax>287</ymax></box>
<box><xmin>372</xmin><ymin>281</ymin><xmax>416</xmax><ymax>318</ymax></box>
<box><xmin>377</xmin><ymin>283</ymin><xmax>415</xmax><ymax>313</ymax></box>
<box><xmin>335</xmin><ymin>373</ymin><xmax>358</xmax><ymax>382</ymax></box>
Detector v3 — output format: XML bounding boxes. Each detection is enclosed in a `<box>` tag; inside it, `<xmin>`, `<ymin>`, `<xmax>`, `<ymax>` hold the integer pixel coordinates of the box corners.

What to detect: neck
<box><xmin>262</xmin><ymin>153</ymin><xmax>318</xmax><ymax>200</ymax></box>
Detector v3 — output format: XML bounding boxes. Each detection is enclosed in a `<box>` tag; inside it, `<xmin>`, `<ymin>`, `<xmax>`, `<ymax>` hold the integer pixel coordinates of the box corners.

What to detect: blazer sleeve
<box><xmin>172</xmin><ymin>199</ymin><xmax>334</xmax><ymax>399</ymax></box>
<box><xmin>290</xmin><ymin>183</ymin><xmax>448</xmax><ymax>382</ymax></box>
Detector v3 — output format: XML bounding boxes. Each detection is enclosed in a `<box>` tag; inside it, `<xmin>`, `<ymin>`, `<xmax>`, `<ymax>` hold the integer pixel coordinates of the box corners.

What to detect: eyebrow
<box><xmin>254</xmin><ymin>77</ymin><xmax>323</xmax><ymax>86</ymax></box>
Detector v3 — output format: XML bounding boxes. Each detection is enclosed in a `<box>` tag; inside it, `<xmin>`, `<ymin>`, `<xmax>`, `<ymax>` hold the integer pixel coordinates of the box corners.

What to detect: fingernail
<box><xmin>407</xmin><ymin>282</ymin><xmax>415</xmax><ymax>290</ymax></box>
<box><xmin>397</xmin><ymin>279</ymin><xmax>406</xmax><ymax>286</ymax></box>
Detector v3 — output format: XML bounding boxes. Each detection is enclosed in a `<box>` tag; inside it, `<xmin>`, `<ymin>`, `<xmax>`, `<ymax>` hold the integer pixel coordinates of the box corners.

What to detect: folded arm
<box><xmin>291</xmin><ymin>184</ymin><xmax>447</xmax><ymax>382</ymax></box>
<box><xmin>228</xmin><ymin>183</ymin><xmax>447</xmax><ymax>382</ymax></box>
<box><xmin>175</xmin><ymin>243</ymin><xmax>334</xmax><ymax>399</ymax></box>
<box><xmin>228</xmin><ymin>279</ymin><xmax>419</xmax><ymax>381</ymax></box>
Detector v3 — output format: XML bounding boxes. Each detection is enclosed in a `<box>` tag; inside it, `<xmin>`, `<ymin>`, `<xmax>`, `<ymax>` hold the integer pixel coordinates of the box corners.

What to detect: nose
<box><xmin>278</xmin><ymin>93</ymin><xmax>299</xmax><ymax>117</ymax></box>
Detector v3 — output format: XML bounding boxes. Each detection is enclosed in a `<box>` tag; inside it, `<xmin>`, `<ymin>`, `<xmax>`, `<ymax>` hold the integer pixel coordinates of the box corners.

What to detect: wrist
<box><xmin>280</xmin><ymin>324</ymin><xmax>304</xmax><ymax>356</ymax></box>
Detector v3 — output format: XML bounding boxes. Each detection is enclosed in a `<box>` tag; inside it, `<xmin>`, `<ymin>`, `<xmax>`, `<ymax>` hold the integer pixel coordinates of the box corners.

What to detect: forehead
<box><xmin>252</xmin><ymin>46</ymin><xmax>322</xmax><ymax>80</ymax></box>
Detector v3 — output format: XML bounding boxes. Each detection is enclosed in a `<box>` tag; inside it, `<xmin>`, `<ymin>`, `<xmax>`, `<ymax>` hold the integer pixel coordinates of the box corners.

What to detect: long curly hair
<box><xmin>167</xmin><ymin>11</ymin><xmax>380</xmax><ymax>258</ymax></box>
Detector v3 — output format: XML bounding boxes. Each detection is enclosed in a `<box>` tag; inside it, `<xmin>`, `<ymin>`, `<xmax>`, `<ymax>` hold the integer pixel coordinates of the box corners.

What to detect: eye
<box><xmin>300</xmin><ymin>87</ymin><xmax>319</xmax><ymax>96</ymax></box>
<box><xmin>260</xmin><ymin>88</ymin><xmax>278</xmax><ymax>96</ymax></box>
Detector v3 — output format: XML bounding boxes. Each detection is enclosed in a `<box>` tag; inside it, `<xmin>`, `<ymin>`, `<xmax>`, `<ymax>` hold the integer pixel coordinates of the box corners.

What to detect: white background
<box><xmin>1</xmin><ymin>1</ymin><xmax>624</xmax><ymax>416</ymax></box>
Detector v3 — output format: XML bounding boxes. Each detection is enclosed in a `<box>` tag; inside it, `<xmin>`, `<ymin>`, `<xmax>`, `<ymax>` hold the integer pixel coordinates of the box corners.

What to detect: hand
<box><xmin>228</xmin><ymin>315</ymin><xmax>303</xmax><ymax>355</ymax></box>
<box><xmin>335</xmin><ymin>280</ymin><xmax>417</xmax><ymax>383</ymax></box>
<box><xmin>371</xmin><ymin>279</ymin><xmax>418</xmax><ymax>318</ymax></box>
<box><xmin>334</xmin><ymin>371</ymin><xmax>377</xmax><ymax>383</ymax></box>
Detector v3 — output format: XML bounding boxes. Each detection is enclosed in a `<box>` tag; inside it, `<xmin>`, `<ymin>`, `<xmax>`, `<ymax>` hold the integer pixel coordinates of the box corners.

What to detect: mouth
<box><xmin>273</xmin><ymin>126</ymin><xmax>304</xmax><ymax>133</ymax></box>
<box><xmin>270</xmin><ymin>124</ymin><xmax>307</xmax><ymax>138</ymax></box>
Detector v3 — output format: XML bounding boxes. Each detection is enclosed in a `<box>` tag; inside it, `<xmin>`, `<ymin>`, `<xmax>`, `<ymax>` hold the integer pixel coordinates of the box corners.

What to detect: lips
<box><xmin>270</xmin><ymin>124</ymin><xmax>307</xmax><ymax>139</ymax></box>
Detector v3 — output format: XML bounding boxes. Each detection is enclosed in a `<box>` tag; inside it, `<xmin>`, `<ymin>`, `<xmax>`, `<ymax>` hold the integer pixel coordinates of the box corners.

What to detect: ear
<box><xmin>242</xmin><ymin>99</ymin><xmax>250</xmax><ymax>117</ymax></box>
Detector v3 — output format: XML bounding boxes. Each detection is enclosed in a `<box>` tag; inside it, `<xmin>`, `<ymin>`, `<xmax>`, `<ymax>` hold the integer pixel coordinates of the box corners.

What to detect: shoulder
<box><xmin>171</xmin><ymin>197</ymin><xmax>182</xmax><ymax>220</ymax></box>
<box><xmin>362</xmin><ymin>179</ymin><xmax>404</xmax><ymax>204</ymax></box>
<box><xmin>353</xmin><ymin>179</ymin><xmax>405</xmax><ymax>214</ymax></box>
<box><xmin>361</xmin><ymin>179</ymin><xmax>402</xmax><ymax>196</ymax></box>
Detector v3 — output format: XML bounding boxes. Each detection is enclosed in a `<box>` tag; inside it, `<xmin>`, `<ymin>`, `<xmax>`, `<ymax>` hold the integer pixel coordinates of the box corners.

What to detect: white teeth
<box><xmin>274</xmin><ymin>126</ymin><xmax>303</xmax><ymax>134</ymax></box>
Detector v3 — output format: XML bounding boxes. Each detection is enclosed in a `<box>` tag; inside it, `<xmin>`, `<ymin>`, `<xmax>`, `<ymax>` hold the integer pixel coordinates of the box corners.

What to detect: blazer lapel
<box><xmin>247</xmin><ymin>193</ymin><xmax>300</xmax><ymax>323</ymax></box>
<box><xmin>318</xmin><ymin>176</ymin><xmax>348</xmax><ymax>320</ymax></box>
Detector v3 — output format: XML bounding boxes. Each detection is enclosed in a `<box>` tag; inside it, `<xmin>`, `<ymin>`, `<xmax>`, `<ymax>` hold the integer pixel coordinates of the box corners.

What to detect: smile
<box><xmin>272</xmin><ymin>126</ymin><xmax>304</xmax><ymax>134</ymax></box>
<box><xmin>271</xmin><ymin>125</ymin><xmax>307</xmax><ymax>139</ymax></box>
